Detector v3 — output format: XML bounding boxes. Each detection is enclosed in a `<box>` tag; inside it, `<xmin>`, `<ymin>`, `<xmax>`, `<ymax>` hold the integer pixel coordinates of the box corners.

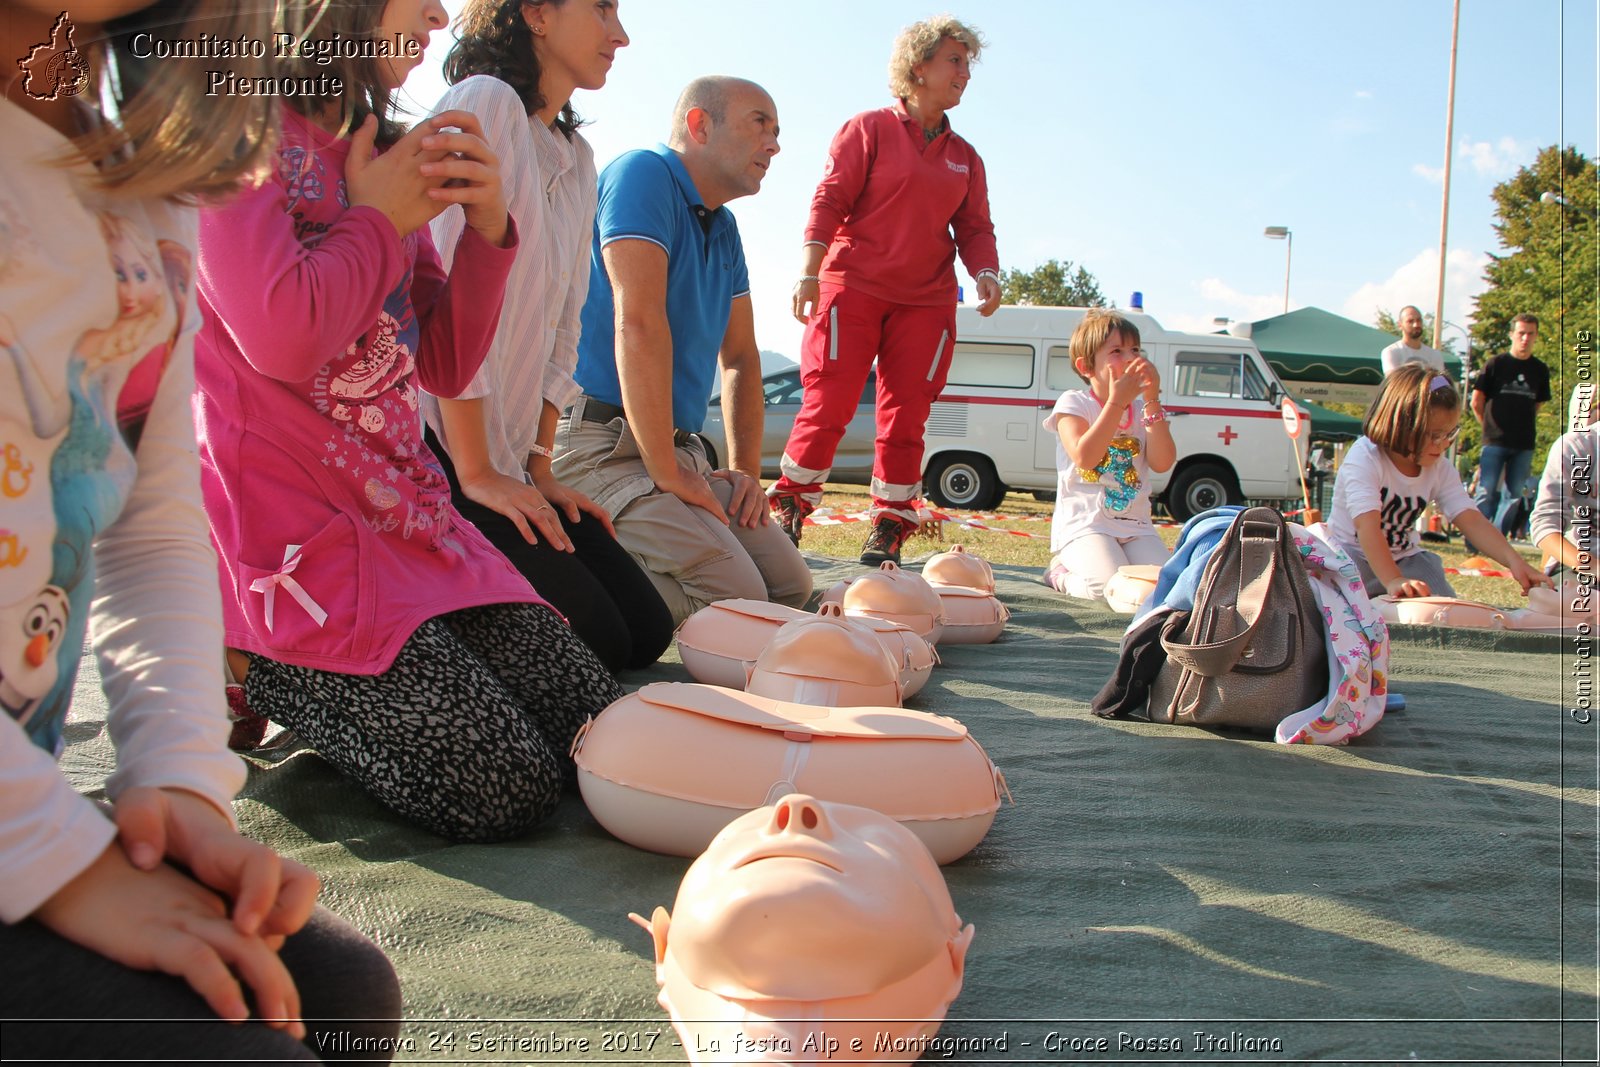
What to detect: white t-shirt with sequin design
<box><xmin>1044</xmin><ymin>390</ymin><xmax>1153</xmax><ymax>553</ymax></box>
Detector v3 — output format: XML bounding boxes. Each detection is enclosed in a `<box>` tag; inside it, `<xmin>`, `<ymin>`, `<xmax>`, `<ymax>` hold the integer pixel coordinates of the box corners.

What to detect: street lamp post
<box><xmin>1542</xmin><ymin>190</ymin><xmax>1600</xmax><ymax>219</ymax></box>
<box><xmin>1264</xmin><ymin>226</ymin><xmax>1291</xmax><ymax>315</ymax></box>
<box><xmin>1438</xmin><ymin>319</ymin><xmax>1473</xmax><ymax>379</ymax></box>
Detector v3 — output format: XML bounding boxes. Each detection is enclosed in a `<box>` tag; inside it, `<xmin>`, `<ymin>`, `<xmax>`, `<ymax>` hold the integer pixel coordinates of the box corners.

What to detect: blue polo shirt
<box><xmin>575</xmin><ymin>144</ymin><xmax>750</xmax><ymax>434</ymax></box>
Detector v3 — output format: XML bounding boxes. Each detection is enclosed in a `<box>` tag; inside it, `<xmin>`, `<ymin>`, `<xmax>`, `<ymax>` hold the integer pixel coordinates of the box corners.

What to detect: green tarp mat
<box><xmin>1252</xmin><ymin>308</ymin><xmax>1464</xmax><ymax>387</ymax></box>
<box><xmin>59</xmin><ymin>557</ymin><xmax>1597</xmax><ymax>1064</ymax></box>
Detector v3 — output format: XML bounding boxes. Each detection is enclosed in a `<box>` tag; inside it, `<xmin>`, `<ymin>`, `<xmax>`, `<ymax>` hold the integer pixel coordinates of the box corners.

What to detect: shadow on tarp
<box><xmin>58</xmin><ymin>556</ymin><xmax>1597</xmax><ymax>1062</ymax></box>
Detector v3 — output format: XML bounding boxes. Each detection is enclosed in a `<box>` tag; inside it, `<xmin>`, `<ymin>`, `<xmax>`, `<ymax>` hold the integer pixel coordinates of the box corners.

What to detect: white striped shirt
<box><xmin>422</xmin><ymin>74</ymin><xmax>596</xmax><ymax>478</ymax></box>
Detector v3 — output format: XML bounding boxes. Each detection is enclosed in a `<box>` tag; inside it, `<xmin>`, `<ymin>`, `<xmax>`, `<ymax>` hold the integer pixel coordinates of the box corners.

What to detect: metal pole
<box><xmin>1282</xmin><ymin>231</ymin><xmax>1293</xmax><ymax>315</ymax></box>
<box><xmin>1432</xmin><ymin>0</ymin><xmax>1461</xmax><ymax>349</ymax></box>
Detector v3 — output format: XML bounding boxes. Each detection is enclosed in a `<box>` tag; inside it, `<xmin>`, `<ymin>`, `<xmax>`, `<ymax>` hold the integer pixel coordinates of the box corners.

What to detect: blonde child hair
<box><xmin>1070</xmin><ymin>309</ymin><xmax>1141</xmax><ymax>380</ymax></box>
<box><xmin>1362</xmin><ymin>362</ymin><xmax>1461</xmax><ymax>462</ymax></box>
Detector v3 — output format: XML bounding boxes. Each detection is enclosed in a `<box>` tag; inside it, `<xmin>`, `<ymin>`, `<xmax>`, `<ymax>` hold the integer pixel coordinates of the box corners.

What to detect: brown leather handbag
<box><xmin>1148</xmin><ymin>507</ymin><xmax>1327</xmax><ymax>730</ymax></box>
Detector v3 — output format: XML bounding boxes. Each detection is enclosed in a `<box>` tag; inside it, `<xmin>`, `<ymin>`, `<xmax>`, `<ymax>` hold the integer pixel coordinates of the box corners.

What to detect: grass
<box><xmin>799</xmin><ymin>483</ymin><xmax>1545</xmax><ymax>610</ymax></box>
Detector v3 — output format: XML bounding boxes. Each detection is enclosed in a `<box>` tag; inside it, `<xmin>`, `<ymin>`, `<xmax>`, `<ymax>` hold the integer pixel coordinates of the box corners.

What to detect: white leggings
<box><xmin>1048</xmin><ymin>531</ymin><xmax>1170</xmax><ymax>599</ymax></box>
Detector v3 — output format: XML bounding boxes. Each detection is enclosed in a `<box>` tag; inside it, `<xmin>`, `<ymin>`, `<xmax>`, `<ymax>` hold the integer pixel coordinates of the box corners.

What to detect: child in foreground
<box><xmin>1</xmin><ymin>0</ymin><xmax>397</xmax><ymax>1059</ymax></box>
<box><xmin>1043</xmin><ymin>309</ymin><xmax>1175</xmax><ymax>599</ymax></box>
<box><xmin>1326</xmin><ymin>364</ymin><xmax>1548</xmax><ymax>599</ymax></box>
<box><xmin>193</xmin><ymin>0</ymin><xmax>623</xmax><ymax>842</ymax></box>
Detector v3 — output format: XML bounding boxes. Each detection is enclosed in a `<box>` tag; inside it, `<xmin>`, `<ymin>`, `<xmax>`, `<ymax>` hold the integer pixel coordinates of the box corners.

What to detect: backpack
<box><xmin>1147</xmin><ymin>507</ymin><xmax>1328</xmax><ymax>730</ymax></box>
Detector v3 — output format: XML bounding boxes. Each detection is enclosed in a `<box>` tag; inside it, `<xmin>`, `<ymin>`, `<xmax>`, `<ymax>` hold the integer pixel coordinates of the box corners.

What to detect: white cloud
<box><xmin>1458</xmin><ymin>136</ymin><xmax>1531</xmax><ymax>177</ymax></box>
<box><xmin>1354</xmin><ymin>89</ymin><xmax>1373</xmax><ymax>99</ymax></box>
<box><xmin>1339</xmin><ymin>248</ymin><xmax>1491</xmax><ymax>335</ymax></box>
<box><xmin>1412</xmin><ymin>137</ymin><xmax>1531</xmax><ymax>185</ymax></box>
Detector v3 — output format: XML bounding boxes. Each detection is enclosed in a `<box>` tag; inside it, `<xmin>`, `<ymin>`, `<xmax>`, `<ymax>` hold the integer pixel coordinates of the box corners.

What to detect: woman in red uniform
<box><xmin>768</xmin><ymin>15</ymin><xmax>1001</xmax><ymax>565</ymax></box>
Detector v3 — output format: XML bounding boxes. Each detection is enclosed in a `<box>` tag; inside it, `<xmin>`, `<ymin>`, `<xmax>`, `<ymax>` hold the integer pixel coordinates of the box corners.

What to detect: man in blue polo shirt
<box><xmin>554</xmin><ymin>76</ymin><xmax>811</xmax><ymax>624</ymax></box>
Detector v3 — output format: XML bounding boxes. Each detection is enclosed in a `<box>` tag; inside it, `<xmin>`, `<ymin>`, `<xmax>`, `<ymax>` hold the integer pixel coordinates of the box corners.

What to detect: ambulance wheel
<box><xmin>926</xmin><ymin>454</ymin><xmax>1004</xmax><ymax>511</ymax></box>
<box><xmin>1166</xmin><ymin>462</ymin><xmax>1240</xmax><ymax>522</ymax></box>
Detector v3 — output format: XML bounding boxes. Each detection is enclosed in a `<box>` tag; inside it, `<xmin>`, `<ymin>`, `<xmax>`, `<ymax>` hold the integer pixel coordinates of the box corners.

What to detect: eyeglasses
<box><xmin>1423</xmin><ymin>426</ymin><xmax>1461</xmax><ymax>446</ymax></box>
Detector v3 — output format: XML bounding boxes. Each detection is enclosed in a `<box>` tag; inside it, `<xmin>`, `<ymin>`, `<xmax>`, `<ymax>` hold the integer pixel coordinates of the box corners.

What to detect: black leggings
<box><xmin>1</xmin><ymin>905</ymin><xmax>401</xmax><ymax>1063</ymax></box>
<box><xmin>426</xmin><ymin>429</ymin><xmax>674</xmax><ymax>672</ymax></box>
<box><xmin>243</xmin><ymin>602</ymin><xmax>624</xmax><ymax>843</ymax></box>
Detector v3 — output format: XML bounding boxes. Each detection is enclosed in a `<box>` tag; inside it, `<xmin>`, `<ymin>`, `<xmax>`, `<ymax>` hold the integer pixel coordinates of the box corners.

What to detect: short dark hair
<box><xmin>1513</xmin><ymin>313</ymin><xmax>1540</xmax><ymax>330</ymax></box>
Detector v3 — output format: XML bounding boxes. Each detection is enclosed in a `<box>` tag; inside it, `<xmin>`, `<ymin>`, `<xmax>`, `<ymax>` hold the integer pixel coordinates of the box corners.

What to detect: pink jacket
<box><xmin>195</xmin><ymin>107</ymin><xmax>539</xmax><ymax>674</ymax></box>
<box><xmin>805</xmin><ymin>101</ymin><xmax>999</xmax><ymax>307</ymax></box>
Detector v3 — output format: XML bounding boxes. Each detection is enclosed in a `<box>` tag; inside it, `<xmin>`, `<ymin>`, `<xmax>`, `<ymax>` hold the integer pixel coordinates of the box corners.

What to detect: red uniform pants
<box><xmin>772</xmin><ymin>285</ymin><xmax>957</xmax><ymax>520</ymax></box>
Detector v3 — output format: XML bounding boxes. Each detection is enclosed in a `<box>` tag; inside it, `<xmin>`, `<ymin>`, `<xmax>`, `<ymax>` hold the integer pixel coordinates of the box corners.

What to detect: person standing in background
<box><xmin>768</xmin><ymin>15</ymin><xmax>1001</xmax><ymax>566</ymax></box>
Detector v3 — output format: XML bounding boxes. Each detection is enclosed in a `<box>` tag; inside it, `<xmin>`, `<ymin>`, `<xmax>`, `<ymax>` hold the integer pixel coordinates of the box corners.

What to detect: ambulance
<box><xmin>922</xmin><ymin>305</ymin><xmax>1309</xmax><ymax>520</ymax></box>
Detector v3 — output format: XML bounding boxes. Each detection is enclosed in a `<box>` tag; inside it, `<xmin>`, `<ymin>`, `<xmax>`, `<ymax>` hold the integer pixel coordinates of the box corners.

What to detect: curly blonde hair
<box><xmin>887</xmin><ymin>15</ymin><xmax>985</xmax><ymax>99</ymax></box>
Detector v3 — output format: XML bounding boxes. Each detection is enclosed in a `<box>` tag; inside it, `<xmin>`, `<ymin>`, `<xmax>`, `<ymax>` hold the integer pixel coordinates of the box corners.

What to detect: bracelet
<box><xmin>528</xmin><ymin>442</ymin><xmax>554</xmax><ymax>459</ymax></box>
<box><xmin>797</xmin><ymin>275</ymin><xmax>819</xmax><ymax>284</ymax></box>
<box><xmin>1140</xmin><ymin>406</ymin><xmax>1167</xmax><ymax>428</ymax></box>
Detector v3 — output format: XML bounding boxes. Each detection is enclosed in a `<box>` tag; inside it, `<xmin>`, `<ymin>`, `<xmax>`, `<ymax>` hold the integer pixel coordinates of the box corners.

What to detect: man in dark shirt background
<box><xmin>1471</xmin><ymin>313</ymin><xmax>1551</xmax><ymax>537</ymax></box>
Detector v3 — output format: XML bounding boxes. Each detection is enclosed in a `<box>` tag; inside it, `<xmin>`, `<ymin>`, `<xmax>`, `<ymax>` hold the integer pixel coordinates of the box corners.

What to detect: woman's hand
<box><xmin>531</xmin><ymin>471</ymin><xmax>616</xmax><ymax>538</ymax></box>
<box><xmin>458</xmin><ymin>468</ymin><xmax>572</xmax><ymax>551</ymax></box>
<box><xmin>418</xmin><ymin>110</ymin><xmax>510</xmax><ymax>247</ymax></box>
<box><xmin>975</xmin><ymin>273</ymin><xmax>1002</xmax><ymax>316</ymax></box>
<box><xmin>792</xmin><ymin>277</ymin><xmax>820</xmax><ymax>323</ymax></box>
<box><xmin>33</xmin><ymin>842</ymin><xmax>305</xmax><ymax>1037</ymax></box>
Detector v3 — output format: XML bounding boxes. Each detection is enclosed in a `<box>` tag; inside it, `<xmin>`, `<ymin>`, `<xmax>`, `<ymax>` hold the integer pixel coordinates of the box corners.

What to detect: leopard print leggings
<box><xmin>242</xmin><ymin>602</ymin><xmax>623</xmax><ymax>842</ymax></box>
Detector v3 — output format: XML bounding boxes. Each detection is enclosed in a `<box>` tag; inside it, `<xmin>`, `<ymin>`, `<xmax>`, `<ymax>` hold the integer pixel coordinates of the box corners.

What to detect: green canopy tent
<box><xmin>1245</xmin><ymin>307</ymin><xmax>1463</xmax><ymax>405</ymax></box>
<box><xmin>1303</xmin><ymin>399</ymin><xmax>1365</xmax><ymax>441</ymax></box>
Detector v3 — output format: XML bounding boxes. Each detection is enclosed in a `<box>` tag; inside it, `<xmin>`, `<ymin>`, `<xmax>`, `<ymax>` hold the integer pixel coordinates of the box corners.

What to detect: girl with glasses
<box><xmin>1326</xmin><ymin>363</ymin><xmax>1549</xmax><ymax>599</ymax></box>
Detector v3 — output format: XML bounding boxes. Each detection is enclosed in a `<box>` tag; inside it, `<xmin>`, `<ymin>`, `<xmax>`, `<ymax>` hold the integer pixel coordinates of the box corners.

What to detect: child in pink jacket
<box><xmin>193</xmin><ymin>0</ymin><xmax>621</xmax><ymax>843</ymax></box>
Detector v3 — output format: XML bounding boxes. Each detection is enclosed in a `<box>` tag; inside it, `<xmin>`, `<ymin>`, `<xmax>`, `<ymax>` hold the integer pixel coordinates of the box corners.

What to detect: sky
<box><xmin>398</xmin><ymin>0</ymin><xmax>1598</xmax><ymax>362</ymax></box>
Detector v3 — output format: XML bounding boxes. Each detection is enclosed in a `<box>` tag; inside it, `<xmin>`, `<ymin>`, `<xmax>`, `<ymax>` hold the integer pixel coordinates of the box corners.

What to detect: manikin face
<box><xmin>373</xmin><ymin>0</ymin><xmax>448</xmax><ymax>91</ymax></box>
<box><xmin>666</xmin><ymin>795</ymin><xmax>959</xmax><ymax>1002</ymax></box>
<box><xmin>530</xmin><ymin>0</ymin><xmax>630</xmax><ymax>97</ymax></box>
<box><xmin>911</xmin><ymin>37</ymin><xmax>972</xmax><ymax>112</ymax></box>
<box><xmin>1399</xmin><ymin>307</ymin><xmax>1425</xmax><ymax>342</ymax></box>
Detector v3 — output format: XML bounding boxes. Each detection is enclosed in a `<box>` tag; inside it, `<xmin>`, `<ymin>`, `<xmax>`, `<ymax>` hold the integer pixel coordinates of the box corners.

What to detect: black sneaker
<box><xmin>859</xmin><ymin>515</ymin><xmax>914</xmax><ymax>566</ymax></box>
<box><xmin>769</xmin><ymin>492</ymin><xmax>811</xmax><ymax>547</ymax></box>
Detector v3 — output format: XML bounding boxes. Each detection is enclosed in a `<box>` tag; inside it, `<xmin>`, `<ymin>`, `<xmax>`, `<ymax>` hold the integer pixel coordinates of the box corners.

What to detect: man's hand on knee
<box><xmin>712</xmin><ymin>469</ymin><xmax>772</xmax><ymax>529</ymax></box>
<box><xmin>655</xmin><ymin>462</ymin><xmax>730</xmax><ymax>525</ymax></box>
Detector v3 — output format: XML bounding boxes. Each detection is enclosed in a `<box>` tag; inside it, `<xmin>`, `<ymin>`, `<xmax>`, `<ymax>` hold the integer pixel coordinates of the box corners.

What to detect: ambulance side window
<box><xmin>1046</xmin><ymin>345</ymin><xmax>1084</xmax><ymax>389</ymax></box>
<box><xmin>947</xmin><ymin>342</ymin><xmax>1035</xmax><ymax>388</ymax></box>
<box><xmin>1174</xmin><ymin>351</ymin><xmax>1270</xmax><ymax>400</ymax></box>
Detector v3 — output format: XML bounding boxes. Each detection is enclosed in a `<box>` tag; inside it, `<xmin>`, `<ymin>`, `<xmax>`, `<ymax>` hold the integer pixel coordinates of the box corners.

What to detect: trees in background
<box><xmin>999</xmin><ymin>259</ymin><xmax>1108</xmax><ymax>308</ymax></box>
<box><xmin>1471</xmin><ymin>145</ymin><xmax>1597</xmax><ymax>465</ymax></box>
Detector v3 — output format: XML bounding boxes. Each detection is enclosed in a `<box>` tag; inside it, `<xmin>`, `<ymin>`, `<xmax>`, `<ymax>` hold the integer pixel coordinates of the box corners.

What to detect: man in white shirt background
<box><xmin>1381</xmin><ymin>305</ymin><xmax>1448</xmax><ymax>377</ymax></box>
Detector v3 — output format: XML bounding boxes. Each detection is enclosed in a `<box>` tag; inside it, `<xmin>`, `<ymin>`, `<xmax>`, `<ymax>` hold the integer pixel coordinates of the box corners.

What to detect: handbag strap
<box><xmin>1161</xmin><ymin>515</ymin><xmax>1282</xmax><ymax>676</ymax></box>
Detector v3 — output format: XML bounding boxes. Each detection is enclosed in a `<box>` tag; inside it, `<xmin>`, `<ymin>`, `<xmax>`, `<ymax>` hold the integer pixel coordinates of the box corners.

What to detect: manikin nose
<box><xmin>766</xmin><ymin>794</ymin><xmax>833</xmax><ymax>840</ymax></box>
